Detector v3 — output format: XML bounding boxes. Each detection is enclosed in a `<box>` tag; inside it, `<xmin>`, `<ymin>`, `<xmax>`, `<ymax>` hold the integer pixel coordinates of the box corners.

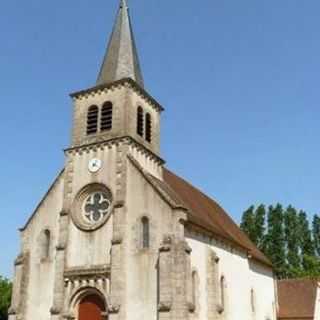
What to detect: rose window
<box><xmin>82</xmin><ymin>192</ymin><xmax>111</xmax><ymax>223</ymax></box>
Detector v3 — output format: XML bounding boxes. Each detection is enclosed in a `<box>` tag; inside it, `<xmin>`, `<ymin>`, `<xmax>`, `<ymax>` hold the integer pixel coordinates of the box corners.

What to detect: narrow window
<box><xmin>101</xmin><ymin>102</ymin><xmax>113</xmax><ymax>131</ymax></box>
<box><xmin>137</xmin><ymin>106</ymin><xmax>144</xmax><ymax>137</ymax></box>
<box><xmin>220</xmin><ymin>276</ymin><xmax>225</xmax><ymax>311</ymax></box>
<box><xmin>251</xmin><ymin>288</ymin><xmax>255</xmax><ymax>313</ymax></box>
<box><xmin>142</xmin><ymin>217</ymin><xmax>150</xmax><ymax>248</ymax></box>
<box><xmin>44</xmin><ymin>230</ymin><xmax>50</xmax><ymax>258</ymax></box>
<box><xmin>41</xmin><ymin>229</ymin><xmax>51</xmax><ymax>260</ymax></box>
<box><xmin>192</xmin><ymin>271</ymin><xmax>197</xmax><ymax>309</ymax></box>
<box><xmin>145</xmin><ymin>113</ymin><xmax>152</xmax><ymax>143</ymax></box>
<box><xmin>87</xmin><ymin>105</ymin><xmax>99</xmax><ymax>135</ymax></box>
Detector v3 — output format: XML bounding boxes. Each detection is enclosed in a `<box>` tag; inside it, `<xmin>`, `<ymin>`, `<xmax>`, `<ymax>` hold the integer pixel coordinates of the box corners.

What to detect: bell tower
<box><xmin>49</xmin><ymin>2</ymin><xmax>165</xmax><ymax>318</ymax></box>
<box><xmin>69</xmin><ymin>0</ymin><xmax>163</xmax><ymax>158</ymax></box>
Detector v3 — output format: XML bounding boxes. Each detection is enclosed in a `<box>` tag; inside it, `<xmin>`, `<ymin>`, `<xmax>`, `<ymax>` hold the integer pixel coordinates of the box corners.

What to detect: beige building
<box><xmin>9</xmin><ymin>0</ymin><xmax>277</xmax><ymax>319</ymax></box>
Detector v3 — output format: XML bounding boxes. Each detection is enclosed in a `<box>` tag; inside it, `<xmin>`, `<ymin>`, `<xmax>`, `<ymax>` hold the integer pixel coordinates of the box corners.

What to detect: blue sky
<box><xmin>0</xmin><ymin>0</ymin><xmax>319</xmax><ymax>277</ymax></box>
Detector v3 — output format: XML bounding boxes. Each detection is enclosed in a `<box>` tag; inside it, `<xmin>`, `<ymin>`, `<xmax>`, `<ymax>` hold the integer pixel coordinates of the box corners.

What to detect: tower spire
<box><xmin>96</xmin><ymin>0</ymin><xmax>144</xmax><ymax>87</ymax></box>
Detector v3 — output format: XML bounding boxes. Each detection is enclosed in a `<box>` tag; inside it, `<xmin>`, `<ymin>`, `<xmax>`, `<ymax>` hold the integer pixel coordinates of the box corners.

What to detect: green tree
<box><xmin>240</xmin><ymin>204</ymin><xmax>320</xmax><ymax>279</ymax></box>
<box><xmin>296</xmin><ymin>255</ymin><xmax>320</xmax><ymax>278</ymax></box>
<box><xmin>312</xmin><ymin>214</ymin><xmax>320</xmax><ymax>257</ymax></box>
<box><xmin>264</xmin><ymin>204</ymin><xmax>286</xmax><ymax>278</ymax></box>
<box><xmin>284</xmin><ymin>206</ymin><xmax>301</xmax><ymax>277</ymax></box>
<box><xmin>298</xmin><ymin>210</ymin><xmax>315</xmax><ymax>270</ymax></box>
<box><xmin>254</xmin><ymin>204</ymin><xmax>266</xmax><ymax>249</ymax></box>
<box><xmin>240</xmin><ymin>206</ymin><xmax>256</xmax><ymax>243</ymax></box>
<box><xmin>0</xmin><ymin>276</ymin><xmax>12</xmax><ymax>320</ymax></box>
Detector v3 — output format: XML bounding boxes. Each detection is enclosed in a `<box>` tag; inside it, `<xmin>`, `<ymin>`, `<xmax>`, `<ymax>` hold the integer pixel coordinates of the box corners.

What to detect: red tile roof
<box><xmin>277</xmin><ymin>279</ymin><xmax>319</xmax><ymax>320</ymax></box>
<box><xmin>163</xmin><ymin>168</ymin><xmax>271</xmax><ymax>267</ymax></box>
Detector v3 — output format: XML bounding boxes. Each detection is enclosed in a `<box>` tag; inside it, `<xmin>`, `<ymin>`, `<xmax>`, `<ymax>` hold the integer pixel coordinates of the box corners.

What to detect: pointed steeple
<box><xmin>96</xmin><ymin>0</ymin><xmax>144</xmax><ymax>87</ymax></box>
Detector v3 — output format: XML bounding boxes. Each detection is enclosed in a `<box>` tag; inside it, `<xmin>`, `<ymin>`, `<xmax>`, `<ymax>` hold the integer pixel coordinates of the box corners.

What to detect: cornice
<box><xmin>64</xmin><ymin>264</ymin><xmax>110</xmax><ymax>280</ymax></box>
<box><xmin>70</xmin><ymin>78</ymin><xmax>164</xmax><ymax>113</ymax></box>
<box><xmin>65</xmin><ymin>136</ymin><xmax>165</xmax><ymax>165</ymax></box>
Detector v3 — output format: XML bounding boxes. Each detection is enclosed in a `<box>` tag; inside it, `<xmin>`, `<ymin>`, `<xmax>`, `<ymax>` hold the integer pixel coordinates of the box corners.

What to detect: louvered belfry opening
<box><xmin>87</xmin><ymin>105</ymin><xmax>99</xmax><ymax>135</ymax></box>
<box><xmin>101</xmin><ymin>102</ymin><xmax>113</xmax><ymax>131</ymax></box>
<box><xmin>137</xmin><ymin>106</ymin><xmax>144</xmax><ymax>137</ymax></box>
<box><xmin>145</xmin><ymin>113</ymin><xmax>152</xmax><ymax>142</ymax></box>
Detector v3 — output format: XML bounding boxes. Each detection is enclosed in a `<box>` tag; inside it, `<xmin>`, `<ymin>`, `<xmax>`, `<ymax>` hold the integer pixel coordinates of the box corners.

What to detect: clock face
<box><xmin>88</xmin><ymin>158</ymin><xmax>102</xmax><ymax>173</ymax></box>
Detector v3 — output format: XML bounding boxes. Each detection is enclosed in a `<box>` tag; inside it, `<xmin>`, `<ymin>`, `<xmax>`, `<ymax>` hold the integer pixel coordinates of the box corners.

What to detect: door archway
<box><xmin>78</xmin><ymin>294</ymin><xmax>107</xmax><ymax>320</ymax></box>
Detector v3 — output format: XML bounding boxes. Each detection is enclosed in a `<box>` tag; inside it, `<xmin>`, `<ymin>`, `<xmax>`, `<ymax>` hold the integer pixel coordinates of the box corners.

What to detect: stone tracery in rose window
<box><xmin>82</xmin><ymin>192</ymin><xmax>111</xmax><ymax>224</ymax></box>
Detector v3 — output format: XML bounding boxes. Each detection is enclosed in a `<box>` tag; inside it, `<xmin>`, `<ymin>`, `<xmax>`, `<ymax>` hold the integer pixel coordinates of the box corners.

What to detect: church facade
<box><xmin>8</xmin><ymin>1</ymin><xmax>277</xmax><ymax>319</ymax></box>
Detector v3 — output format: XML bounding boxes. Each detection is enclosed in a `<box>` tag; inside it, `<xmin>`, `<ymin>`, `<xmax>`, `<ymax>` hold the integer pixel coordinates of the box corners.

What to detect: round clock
<box><xmin>88</xmin><ymin>158</ymin><xmax>102</xmax><ymax>173</ymax></box>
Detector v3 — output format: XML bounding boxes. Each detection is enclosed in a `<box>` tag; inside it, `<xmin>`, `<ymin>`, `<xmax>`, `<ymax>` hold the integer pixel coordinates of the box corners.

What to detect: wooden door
<box><xmin>78</xmin><ymin>294</ymin><xmax>106</xmax><ymax>320</ymax></box>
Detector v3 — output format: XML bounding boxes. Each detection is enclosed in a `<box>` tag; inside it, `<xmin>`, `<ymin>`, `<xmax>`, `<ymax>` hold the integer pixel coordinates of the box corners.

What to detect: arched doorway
<box><xmin>78</xmin><ymin>294</ymin><xmax>107</xmax><ymax>320</ymax></box>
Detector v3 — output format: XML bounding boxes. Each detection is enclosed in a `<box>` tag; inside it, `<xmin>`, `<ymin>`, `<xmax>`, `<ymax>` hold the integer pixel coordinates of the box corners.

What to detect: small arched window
<box><xmin>87</xmin><ymin>105</ymin><xmax>99</xmax><ymax>135</ymax></box>
<box><xmin>40</xmin><ymin>229</ymin><xmax>51</xmax><ymax>260</ymax></box>
<box><xmin>101</xmin><ymin>102</ymin><xmax>113</xmax><ymax>131</ymax></box>
<box><xmin>137</xmin><ymin>106</ymin><xmax>144</xmax><ymax>137</ymax></box>
<box><xmin>142</xmin><ymin>217</ymin><xmax>150</xmax><ymax>249</ymax></box>
<box><xmin>145</xmin><ymin>113</ymin><xmax>152</xmax><ymax>143</ymax></box>
<box><xmin>220</xmin><ymin>276</ymin><xmax>225</xmax><ymax>312</ymax></box>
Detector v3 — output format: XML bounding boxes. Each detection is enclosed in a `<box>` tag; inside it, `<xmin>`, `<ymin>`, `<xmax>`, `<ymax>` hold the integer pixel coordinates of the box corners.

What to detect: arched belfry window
<box><xmin>101</xmin><ymin>101</ymin><xmax>113</xmax><ymax>131</ymax></box>
<box><xmin>137</xmin><ymin>106</ymin><xmax>144</xmax><ymax>137</ymax></box>
<box><xmin>87</xmin><ymin>105</ymin><xmax>99</xmax><ymax>135</ymax></box>
<box><xmin>142</xmin><ymin>217</ymin><xmax>150</xmax><ymax>249</ymax></box>
<box><xmin>145</xmin><ymin>113</ymin><xmax>152</xmax><ymax>143</ymax></box>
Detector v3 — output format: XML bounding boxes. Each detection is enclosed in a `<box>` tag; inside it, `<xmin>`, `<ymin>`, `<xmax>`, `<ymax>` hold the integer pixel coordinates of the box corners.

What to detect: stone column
<box><xmin>8</xmin><ymin>252</ymin><xmax>30</xmax><ymax>320</ymax></box>
<box><xmin>170</xmin><ymin>239</ymin><xmax>192</xmax><ymax>320</ymax></box>
<box><xmin>50</xmin><ymin>212</ymin><xmax>69</xmax><ymax>320</ymax></box>
<box><xmin>158</xmin><ymin>236</ymin><xmax>192</xmax><ymax>320</ymax></box>
<box><xmin>158</xmin><ymin>236</ymin><xmax>173</xmax><ymax>320</ymax></box>
<box><xmin>51</xmin><ymin>153</ymin><xmax>75</xmax><ymax>320</ymax></box>
<box><xmin>207</xmin><ymin>248</ymin><xmax>223</xmax><ymax>320</ymax></box>
<box><xmin>108</xmin><ymin>142</ymin><xmax>128</xmax><ymax>320</ymax></box>
<box><xmin>108</xmin><ymin>203</ymin><xmax>126</xmax><ymax>320</ymax></box>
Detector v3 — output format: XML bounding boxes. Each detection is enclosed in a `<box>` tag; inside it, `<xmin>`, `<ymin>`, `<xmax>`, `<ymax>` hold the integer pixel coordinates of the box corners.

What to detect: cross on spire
<box><xmin>120</xmin><ymin>0</ymin><xmax>128</xmax><ymax>9</ymax></box>
<box><xmin>96</xmin><ymin>0</ymin><xmax>144</xmax><ymax>87</ymax></box>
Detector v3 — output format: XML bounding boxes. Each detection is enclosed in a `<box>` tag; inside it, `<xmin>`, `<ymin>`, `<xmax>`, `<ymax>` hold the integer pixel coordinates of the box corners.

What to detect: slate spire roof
<box><xmin>96</xmin><ymin>0</ymin><xmax>144</xmax><ymax>87</ymax></box>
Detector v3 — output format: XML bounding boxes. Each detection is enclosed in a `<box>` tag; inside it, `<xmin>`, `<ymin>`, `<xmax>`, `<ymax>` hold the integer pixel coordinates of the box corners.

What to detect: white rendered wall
<box><xmin>187</xmin><ymin>233</ymin><xmax>276</xmax><ymax>320</ymax></box>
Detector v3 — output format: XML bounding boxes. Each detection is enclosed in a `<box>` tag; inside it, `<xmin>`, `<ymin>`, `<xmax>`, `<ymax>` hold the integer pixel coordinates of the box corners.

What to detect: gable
<box><xmin>20</xmin><ymin>169</ymin><xmax>65</xmax><ymax>232</ymax></box>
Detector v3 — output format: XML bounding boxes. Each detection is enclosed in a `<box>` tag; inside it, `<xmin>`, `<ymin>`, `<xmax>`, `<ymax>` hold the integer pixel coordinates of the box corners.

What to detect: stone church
<box><xmin>9</xmin><ymin>1</ymin><xmax>277</xmax><ymax>319</ymax></box>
